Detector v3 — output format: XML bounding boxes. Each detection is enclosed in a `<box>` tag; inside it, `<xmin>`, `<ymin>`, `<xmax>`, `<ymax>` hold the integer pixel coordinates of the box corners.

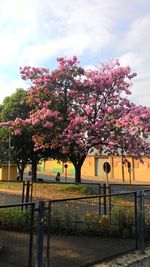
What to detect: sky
<box><xmin>0</xmin><ymin>0</ymin><xmax>150</xmax><ymax>106</ymax></box>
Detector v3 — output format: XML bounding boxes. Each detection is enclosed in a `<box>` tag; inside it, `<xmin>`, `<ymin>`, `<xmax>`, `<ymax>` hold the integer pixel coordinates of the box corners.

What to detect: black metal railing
<box><xmin>1</xmin><ymin>180</ymin><xmax>150</xmax><ymax>267</ymax></box>
<box><xmin>0</xmin><ymin>202</ymin><xmax>35</xmax><ymax>267</ymax></box>
<box><xmin>44</xmin><ymin>192</ymin><xmax>137</xmax><ymax>267</ymax></box>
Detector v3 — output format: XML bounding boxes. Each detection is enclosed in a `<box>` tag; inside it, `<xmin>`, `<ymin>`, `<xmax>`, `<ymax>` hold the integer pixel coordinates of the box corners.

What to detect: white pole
<box><xmin>8</xmin><ymin>130</ymin><xmax>11</xmax><ymax>181</ymax></box>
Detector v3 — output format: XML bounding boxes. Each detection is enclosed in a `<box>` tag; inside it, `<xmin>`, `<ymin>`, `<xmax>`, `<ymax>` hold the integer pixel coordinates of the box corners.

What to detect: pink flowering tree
<box><xmin>10</xmin><ymin>56</ymin><xmax>150</xmax><ymax>182</ymax></box>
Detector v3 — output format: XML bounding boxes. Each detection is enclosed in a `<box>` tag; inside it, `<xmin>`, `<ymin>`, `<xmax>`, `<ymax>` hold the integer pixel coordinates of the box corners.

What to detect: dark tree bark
<box><xmin>74</xmin><ymin>164</ymin><xmax>82</xmax><ymax>183</ymax></box>
<box><xmin>70</xmin><ymin>154</ymin><xmax>86</xmax><ymax>183</ymax></box>
<box><xmin>16</xmin><ymin>162</ymin><xmax>27</xmax><ymax>181</ymax></box>
<box><xmin>31</xmin><ymin>158</ymin><xmax>37</xmax><ymax>182</ymax></box>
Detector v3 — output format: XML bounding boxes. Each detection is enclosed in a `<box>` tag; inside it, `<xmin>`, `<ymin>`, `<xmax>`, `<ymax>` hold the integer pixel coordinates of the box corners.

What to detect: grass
<box><xmin>33</xmin><ymin>183</ymin><xmax>98</xmax><ymax>200</ymax></box>
<box><xmin>0</xmin><ymin>181</ymin><xmax>98</xmax><ymax>200</ymax></box>
<box><xmin>0</xmin><ymin>181</ymin><xmax>22</xmax><ymax>192</ymax></box>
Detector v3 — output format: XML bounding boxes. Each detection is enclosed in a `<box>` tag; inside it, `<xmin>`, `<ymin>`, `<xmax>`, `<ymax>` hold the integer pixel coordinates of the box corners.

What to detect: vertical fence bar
<box><xmin>98</xmin><ymin>184</ymin><xmax>101</xmax><ymax>217</ymax></box>
<box><xmin>29</xmin><ymin>203</ymin><xmax>35</xmax><ymax>267</ymax></box>
<box><xmin>37</xmin><ymin>201</ymin><xmax>45</xmax><ymax>267</ymax></box>
<box><xmin>30</xmin><ymin>182</ymin><xmax>33</xmax><ymax>202</ymax></box>
<box><xmin>22</xmin><ymin>181</ymin><xmax>25</xmax><ymax>204</ymax></box>
<box><xmin>137</xmin><ymin>190</ymin><xmax>145</xmax><ymax>253</ymax></box>
<box><xmin>26</xmin><ymin>181</ymin><xmax>30</xmax><ymax>203</ymax></box>
<box><xmin>108</xmin><ymin>185</ymin><xmax>112</xmax><ymax>220</ymax></box>
<box><xmin>103</xmin><ymin>183</ymin><xmax>107</xmax><ymax>215</ymax></box>
<box><xmin>134</xmin><ymin>192</ymin><xmax>138</xmax><ymax>249</ymax></box>
<box><xmin>47</xmin><ymin>202</ymin><xmax>51</xmax><ymax>267</ymax></box>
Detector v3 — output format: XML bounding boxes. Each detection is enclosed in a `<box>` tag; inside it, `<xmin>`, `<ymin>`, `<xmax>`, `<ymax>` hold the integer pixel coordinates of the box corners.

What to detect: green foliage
<box><xmin>0</xmin><ymin>127</ymin><xmax>9</xmax><ymax>164</ymax></box>
<box><xmin>111</xmin><ymin>206</ymin><xmax>134</xmax><ymax>238</ymax></box>
<box><xmin>0</xmin><ymin>89</ymin><xmax>32</xmax><ymax>176</ymax></box>
<box><xmin>2</xmin><ymin>88</ymin><xmax>28</xmax><ymax>121</ymax></box>
<box><xmin>50</xmin><ymin>205</ymin><xmax>81</xmax><ymax>234</ymax></box>
<box><xmin>0</xmin><ymin>88</ymin><xmax>69</xmax><ymax>180</ymax></box>
<box><xmin>0</xmin><ymin>182</ymin><xmax>22</xmax><ymax>190</ymax></box>
<box><xmin>60</xmin><ymin>184</ymin><xmax>98</xmax><ymax>195</ymax></box>
<box><xmin>50</xmin><ymin>208</ymin><xmax>63</xmax><ymax>233</ymax></box>
<box><xmin>49</xmin><ymin>204</ymin><xmax>135</xmax><ymax>238</ymax></box>
<box><xmin>111</xmin><ymin>206</ymin><xmax>134</xmax><ymax>225</ymax></box>
<box><xmin>0</xmin><ymin>208</ymin><xmax>30</xmax><ymax>232</ymax></box>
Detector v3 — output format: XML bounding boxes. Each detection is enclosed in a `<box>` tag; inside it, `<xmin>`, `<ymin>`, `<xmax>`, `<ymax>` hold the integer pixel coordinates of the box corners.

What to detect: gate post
<box><xmin>26</xmin><ymin>181</ymin><xmax>30</xmax><ymax>203</ymax></box>
<box><xmin>22</xmin><ymin>181</ymin><xmax>33</xmax><ymax>204</ymax></box>
<box><xmin>47</xmin><ymin>202</ymin><xmax>51</xmax><ymax>267</ymax></box>
<box><xmin>29</xmin><ymin>203</ymin><xmax>35</xmax><ymax>267</ymax></box>
<box><xmin>108</xmin><ymin>185</ymin><xmax>112</xmax><ymax>220</ymax></box>
<box><xmin>103</xmin><ymin>183</ymin><xmax>107</xmax><ymax>215</ymax></box>
<box><xmin>137</xmin><ymin>190</ymin><xmax>145</xmax><ymax>253</ymax></box>
<box><xmin>22</xmin><ymin>181</ymin><xmax>25</xmax><ymax>204</ymax></box>
<box><xmin>98</xmin><ymin>184</ymin><xmax>101</xmax><ymax>217</ymax></box>
<box><xmin>37</xmin><ymin>201</ymin><xmax>45</xmax><ymax>267</ymax></box>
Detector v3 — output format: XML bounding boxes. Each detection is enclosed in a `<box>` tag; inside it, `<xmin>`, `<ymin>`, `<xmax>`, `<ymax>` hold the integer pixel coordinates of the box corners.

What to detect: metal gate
<box><xmin>0</xmin><ymin>202</ymin><xmax>35</xmax><ymax>267</ymax></box>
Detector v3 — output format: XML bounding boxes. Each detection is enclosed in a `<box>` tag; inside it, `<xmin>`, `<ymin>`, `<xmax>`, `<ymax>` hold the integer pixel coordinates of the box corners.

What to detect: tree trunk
<box><xmin>71</xmin><ymin>154</ymin><xmax>87</xmax><ymax>183</ymax></box>
<box><xmin>19</xmin><ymin>168</ymin><xmax>24</xmax><ymax>181</ymax></box>
<box><xmin>32</xmin><ymin>159</ymin><xmax>37</xmax><ymax>182</ymax></box>
<box><xmin>17</xmin><ymin>163</ymin><xmax>26</xmax><ymax>181</ymax></box>
<box><xmin>75</xmin><ymin>165</ymin><xmax>82</xmax><ymax>183</ymax></box>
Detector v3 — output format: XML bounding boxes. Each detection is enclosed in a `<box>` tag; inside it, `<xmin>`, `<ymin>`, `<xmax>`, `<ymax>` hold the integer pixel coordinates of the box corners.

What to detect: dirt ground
<box><xmin>0</xmin><ymin>230</ymin><xmax>135</xmax><ymax>267</ymax></box>
<box><xmin>0</xmin><ymin>186</ymin><xmax>136</xmax><ymax>267</ymax></box>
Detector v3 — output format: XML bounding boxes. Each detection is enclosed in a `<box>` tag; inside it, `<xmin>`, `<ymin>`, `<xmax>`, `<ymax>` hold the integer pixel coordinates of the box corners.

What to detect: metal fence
<box><xmin>41</xmin><ymin>192</ymin><xmax>137</xmax><ymax>267</ymax></box>
<box><xmin>110</xmin><ymin>183</ymin><xmax>150</xmax><ymax>194</ymax></box>
<box><xmin>141</xmin><ymin>189</ymin><xmax>150</xmax><ymax>249</ymax></box>
<box><xmin>1</xmin><ymin>181</ymin><xmax>150</xmax><ymax>267</ymax></box>
<box><xmin>0</xmin><ymin>202</ymin><xmax>35</xmax><ymax>267</ymax></box>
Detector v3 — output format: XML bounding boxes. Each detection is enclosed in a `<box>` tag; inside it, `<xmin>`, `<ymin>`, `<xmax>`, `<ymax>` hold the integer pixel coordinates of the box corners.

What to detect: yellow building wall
<box><xmin>0</xmin><ymin>168</ymin><xmax>2</xmax><ymax>179</ymax></box>
<box><xmin>112</xmin><ymin>157</ymin><xmax>133</xmax><ymax>183</ymax></box>
<box><xmin>44</xmin><ymin>160</ymin><xmax>75</xmax><ymax>174</ymax></box>
<box><xmin>81</xmin><ymin>156</ymin><xmax>95</xmax><ymax>176</ymax></box>
<box><xmin>134</xmin><ymin>158</ymin><xmax>150</xmax><ymax>182</ymax></box>
<box><xmin>42</xmin><ymin>157</ymin><xmax>95</xmax><ymax>176</ymax></box>
<box><xmin>64</xmin><ymin>162</ymin><xmax>75</xmax><ymax>175</ymax></box>
<box><xmin>44</xmin><ymin>160</ymin><xmax>63</xmax><ymax>173</ymax></box>
<box><xmin>95</xmin><ymin>156</ymin><xmax>112</xmax><ymax>181</ymax></box>
<box><xmin>111</xmin><ymin>156</ymin><xmax>150</xmax><ymax>183</ymax></box>
<box><xmin>38</xmin><ymin>156</ymin><xmax>150</xmax><ymax>183</ymax></box>
<box><xmin>0</xmin><ymin>166</ymin><xmax>17</xmax><ymax>181</ymax></box>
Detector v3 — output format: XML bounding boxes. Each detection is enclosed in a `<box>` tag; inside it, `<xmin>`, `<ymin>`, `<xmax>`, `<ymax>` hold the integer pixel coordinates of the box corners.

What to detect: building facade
<box><xmin>38</xmin><ymin>155</ymin><xmax>150</xmax><ymax>183</ymax></box>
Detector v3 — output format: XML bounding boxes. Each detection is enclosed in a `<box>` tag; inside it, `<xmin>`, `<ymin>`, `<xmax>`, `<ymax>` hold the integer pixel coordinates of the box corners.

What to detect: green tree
<box><xmin>0</xmin><ymin>127</ymin><xmax>10</xmax><ymax>165</ymax></box>
<box><xmin>0</xmin><ymin>89</ymin><xmax>31</xmax><ymax>180</ymax></box>
<box><xmin>0</xmin><ymin>88</ymin><xmax>67</xmax><ymax>181</ymax></box>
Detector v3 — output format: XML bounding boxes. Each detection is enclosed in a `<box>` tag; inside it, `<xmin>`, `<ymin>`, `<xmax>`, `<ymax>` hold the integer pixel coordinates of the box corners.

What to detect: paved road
<box><xmin>0</xmin><ymin>191</ymin><xmax>22</xmax><ymax>206</ymax></box>
<box><xmin>24</xmin><ymin>172</ymin><xmax>103</xmax><ymax>184</ymax></box>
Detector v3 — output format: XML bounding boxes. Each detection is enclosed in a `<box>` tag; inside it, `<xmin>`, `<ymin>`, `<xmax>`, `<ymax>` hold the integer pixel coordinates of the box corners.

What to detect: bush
<box><xmin>0</xmin><ymin>208</ymin><xmax>31</xmax><ymax>232</ymax></box>
<box><xmin>60</xmin><ymin>184</ymin><xmax>97</xmax><ymax>195</ymax></box>
<box><xmin>111</xmin><ymin>206</ymin><xmax>135</xmax><ymax>238</ymax></box>
<box><xmin>49</xmin><ymin>204</ymin><xmax>135</xmax><ymax>238</ymax></box>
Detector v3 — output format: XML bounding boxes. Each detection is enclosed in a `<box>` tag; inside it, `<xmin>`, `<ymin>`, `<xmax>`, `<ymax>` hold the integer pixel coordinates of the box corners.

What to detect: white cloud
<box><xmin>119</xmin><ymin>14</ymin><xmax>150</xmax><ymax>106</ymax></box>
<box><xmin>0</xmin><ymin>76</ymin><xmax>27</xmax><ymax>103</ymax></box>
